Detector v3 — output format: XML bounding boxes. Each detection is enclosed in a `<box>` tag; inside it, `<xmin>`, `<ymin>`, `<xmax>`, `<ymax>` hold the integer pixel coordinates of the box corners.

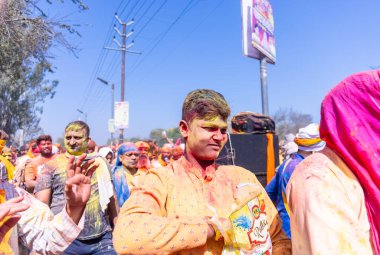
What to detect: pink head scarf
<box><xmin>320</xmin><ymin>70</ymin><xmax>380</xmax><ymax>253</ymax></box>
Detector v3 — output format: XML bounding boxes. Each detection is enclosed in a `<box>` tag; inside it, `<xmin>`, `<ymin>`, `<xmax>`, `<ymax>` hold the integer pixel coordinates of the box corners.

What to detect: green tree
<box><xmin>0</xmin><ymin>0</ymin><xmax>87</xmax><ymax>138</ymax></box>
<box><xmin>149</xmin><ymin>127</ymin><xmax>182</xmax><ymax>147</ymax></box>
<box><xmin>273</xmin><ymin>107</ymin><xmax>313</xmax><ymax>141</ymax></box>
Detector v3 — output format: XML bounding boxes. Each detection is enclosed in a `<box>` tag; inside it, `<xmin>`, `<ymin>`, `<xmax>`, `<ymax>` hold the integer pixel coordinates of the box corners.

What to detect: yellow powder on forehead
<box><xmin>65</xmin><ymin>124</ymin><xmax>87</xmax><ymax>135</ymax></box>
<box><xmin>0</xmin><ymin>140</ymin><xmax>6</xmax><ymax>146</ymax></box>
<box><xmin>198</xmin><ymin>116</ymin><xmax>228</xmax><ymax>127</ymax></box>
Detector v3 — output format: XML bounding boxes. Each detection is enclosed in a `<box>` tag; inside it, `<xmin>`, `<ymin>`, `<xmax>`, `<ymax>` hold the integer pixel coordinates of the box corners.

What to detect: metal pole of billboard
<box><xmin>260</xmin><ymin>57</ymin><xmax>269</xmax><ymax>116</ymax></box>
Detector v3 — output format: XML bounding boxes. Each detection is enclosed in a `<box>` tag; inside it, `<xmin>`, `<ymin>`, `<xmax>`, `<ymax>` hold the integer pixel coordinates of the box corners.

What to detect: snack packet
<box><xmin>222</xmin><ymin>183</ymin><xmax>272</xmax><ymax>255</ymax></box>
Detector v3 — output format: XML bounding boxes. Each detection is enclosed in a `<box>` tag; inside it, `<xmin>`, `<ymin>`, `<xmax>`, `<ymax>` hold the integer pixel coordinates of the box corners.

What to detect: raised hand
<box><xmin>65</xmin><ymin>153</ymin><xmax>98</xmax><ymax>223</ymax></box>
<box><xmin>0</xmin><ymin>196</ymin><xmax>30</xmax><ymax>242</ymax></box>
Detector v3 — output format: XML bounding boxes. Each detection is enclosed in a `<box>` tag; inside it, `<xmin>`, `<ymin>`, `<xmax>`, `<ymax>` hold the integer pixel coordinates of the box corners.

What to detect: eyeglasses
<box><xmin>124</xmin><ymin>152</ymin><xmax>139</xmax><ymax>157</ymax></box>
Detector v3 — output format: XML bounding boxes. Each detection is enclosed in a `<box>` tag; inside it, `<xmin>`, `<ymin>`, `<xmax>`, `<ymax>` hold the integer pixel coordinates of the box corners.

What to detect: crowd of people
<box><xmin>0</xmin><ymin>69</ymin><xmax>379</xmax><ymax>254</ymax></box>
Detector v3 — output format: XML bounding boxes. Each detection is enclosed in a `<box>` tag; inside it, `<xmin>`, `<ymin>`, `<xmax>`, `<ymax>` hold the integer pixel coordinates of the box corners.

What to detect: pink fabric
<box><xmin>320</xmin><ymin>69</ymin><xmax>380</xmax><ymax>253</ymax></box>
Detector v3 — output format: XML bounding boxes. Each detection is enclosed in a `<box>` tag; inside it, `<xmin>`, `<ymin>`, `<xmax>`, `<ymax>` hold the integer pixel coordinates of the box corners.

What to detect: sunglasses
<box><xmin>124</xmin><ymin>152</ymin><xmax>139</xmax><ymax>157</ymax></box>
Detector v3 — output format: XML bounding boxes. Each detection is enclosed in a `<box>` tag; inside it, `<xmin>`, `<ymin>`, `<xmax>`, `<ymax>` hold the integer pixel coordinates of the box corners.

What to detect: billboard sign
<box><xmin>114</xmin><ymin>101</ymin><xmax>129</xmax><ymax>129</ymax></box>
<box><xmin>108</xmin><ymin>119</ymin><xmax>115</xmax><ymax>133</ymax></box>
<box><xmin>242</xmin><ymin>0</ymin><xmax>276</xmax><ymax>64</ymax></box>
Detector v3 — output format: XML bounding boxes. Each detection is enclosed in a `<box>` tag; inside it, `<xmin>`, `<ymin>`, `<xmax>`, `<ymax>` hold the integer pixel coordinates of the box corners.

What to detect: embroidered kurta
<box><xmin>113</xmin><ymin>156</ymin><xmax>291</xmax><ymax>254</ymax></box>
<box><xmin>286</xmin><ymin>148</ymin><xmax>373</xmax><ymax>255</ymax></box>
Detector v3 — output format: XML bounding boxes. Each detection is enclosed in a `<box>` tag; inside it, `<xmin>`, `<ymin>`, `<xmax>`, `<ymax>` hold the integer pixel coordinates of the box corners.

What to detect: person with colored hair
<box><xmin>265</xmin><ymin>125</ymin><xmax>325</xmax><ymax>238</ymax></box>
<box><xmin>287</xmin><ymin>69</ymin><xmax>380</xmax><ymax>254</ymax></box>
<box><xmin>24</xmin><ymin>134</ymin><xmax>56</xmax><ymax>193</ymax></box>
<box><xmin>112</xmin><ymin>142</ymin><xmax>148</xmax><ymax>208</ymax></box>
<box><xmin>113</xmin><ymin>89</ymin><xmax>291</xmax><ymax>254</ymax></box>
<box><xmin>135</xmin><ymin>141</ymin><xmax>150</xmax><ymax>155</ymax></box>
<box><xmin>34</xmin><ymin>121</ymin><xmax>118</xmax><ymax>255</ymax></box>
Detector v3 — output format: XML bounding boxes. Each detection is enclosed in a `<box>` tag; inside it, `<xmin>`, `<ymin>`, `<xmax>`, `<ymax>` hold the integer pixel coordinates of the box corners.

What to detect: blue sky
<box><xmin>38</xmin><ymin>0</ymin><xmax>380</xmax><ymax>145</ymax></box>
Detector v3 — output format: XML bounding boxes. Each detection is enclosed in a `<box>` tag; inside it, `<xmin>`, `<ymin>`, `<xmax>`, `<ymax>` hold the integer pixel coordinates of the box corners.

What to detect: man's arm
<box><xmin>34</xmin><ymin>189</ymin><xmax>52</xmax><ymax>205</ymax></box>
<box><xmin>24</xmin><ymin>162</ymin><xmax>37</xmax><ymax>192</ymax></box>
<box><xmin>265</xmin><ymin>172</ymin><xmax>278</xmax><ymax>202</ymax></box>
<box><xmin>17</xmin><ymin>189</ymin><xmax>84</xmax><ymax>255</ymax></box>
<box><xmin>113</xmin><ymin>169</ymin><xmax>209</xmax><ymax>255</ymax></box>
<box><xmin>107</xmin><ymin>191</ymin><xmax>119</xmax><ymax>228</ymax></box>
<box><xmin>34</xmin><ymin>165</ymin><xmax>52</xmax><ymax>205</ymax></box>
<box><xmin>18</xmin><ymin>154</ymin><xmax>97</xmax><ymax>254</ymax></box>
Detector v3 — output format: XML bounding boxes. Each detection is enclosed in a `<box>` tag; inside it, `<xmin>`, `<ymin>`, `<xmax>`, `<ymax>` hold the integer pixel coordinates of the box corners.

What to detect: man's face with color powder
<box><xmin>182</xmin><ymin>116</ymin><xmax>228</xmax><ymax>161</ymax></box>
<box><xmin>120</xmin><ymin>151</ymin><xmax>138</xmax><ymax>171</ymax></box>
<box><xmin>38</xmin><ymin>140</ymin><xmax>53</xmax><ymax>157</ymax></box>
<box><xmin>64</xmin><ymin>127</ymin><xmax>88</xmax><ymax>156</ymax></box>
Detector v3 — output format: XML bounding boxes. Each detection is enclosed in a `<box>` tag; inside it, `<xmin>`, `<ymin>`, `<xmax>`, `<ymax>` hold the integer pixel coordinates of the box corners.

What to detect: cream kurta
<box><xmin>286</xmin><ymin>148</ymin><xmax>373</xmax><ymax>254</ymax></box>
<box><xmin>113</xmin><ymin>156</ymin><xmax>291</xmax><ymax>254</ymax></box>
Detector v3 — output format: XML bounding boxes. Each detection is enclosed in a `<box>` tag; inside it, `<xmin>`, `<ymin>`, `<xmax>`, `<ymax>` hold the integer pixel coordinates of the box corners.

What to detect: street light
<box><xmin>76</xmin><ymin>109</ymin><xmax>87</xmax><ymax>123</ymax></box>
<box><xmin>97</xmin><ymin>77</ymin><xmax>115</xmax><ymax>145</ymax></box>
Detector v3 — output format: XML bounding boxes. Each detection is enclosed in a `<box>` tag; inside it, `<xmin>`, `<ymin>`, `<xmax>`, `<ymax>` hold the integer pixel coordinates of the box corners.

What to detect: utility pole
<box><xmin>97</xmin><ymin>77</ymin><xmax>115</xmax><ymax>145</ymax></box>
<box><xmin>105</xmin><ymin>13</ymin><xmax>140</xmax><ymax>144</ymax></box>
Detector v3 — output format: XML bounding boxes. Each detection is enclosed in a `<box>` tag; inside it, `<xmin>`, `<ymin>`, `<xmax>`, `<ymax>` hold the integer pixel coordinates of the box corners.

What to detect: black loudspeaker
<box><xmin>216</xmin><ymin>134</ymin><xmax>279</xmax><ymax>187</ymax></box>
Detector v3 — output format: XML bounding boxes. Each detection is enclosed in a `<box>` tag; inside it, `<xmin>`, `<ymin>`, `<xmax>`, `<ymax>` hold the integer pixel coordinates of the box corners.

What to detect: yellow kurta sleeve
<box><xmin>113</xmin><ymin>168</ymin><xmax>209</xmax><ymax>254</ymax></box>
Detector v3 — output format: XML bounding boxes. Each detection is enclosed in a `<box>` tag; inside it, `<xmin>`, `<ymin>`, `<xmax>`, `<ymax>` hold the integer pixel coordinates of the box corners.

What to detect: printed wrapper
<box><xmin>223</xmin><ymin>193</ymin><xmax>272</xmax><ymax>255</ymax></box>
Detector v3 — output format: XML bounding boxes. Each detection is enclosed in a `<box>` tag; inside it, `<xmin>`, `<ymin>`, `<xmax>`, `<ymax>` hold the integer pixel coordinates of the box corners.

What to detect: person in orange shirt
<box><xmin>24</xmin><ymin>134</ymin><xmax>56</xmax><ymax>193</ymax></box>
<box><xmin>113</xmin><ymin>89</ymin><xmax>291</xmax><ymax>254</ymax></box>
<box><xmin>157</xmin><ymin>144</ymin><xmax>172</xmax><ymax>166</ymax></box>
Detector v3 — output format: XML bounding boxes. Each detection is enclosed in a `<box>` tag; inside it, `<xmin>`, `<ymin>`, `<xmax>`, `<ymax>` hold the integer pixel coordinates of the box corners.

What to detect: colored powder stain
<box><xmin>233</xmin><ymin>215</ymin><xmax>252</xmax><ymax>231</ymax></box>
<box><xmin>65</xmin><ymin>123</ymin><xmax>87</xmax><ymax>133</ymax></box>
<box><xmin>0</xmin><ymin>189</ymin><xmax>13</xmax><ymax>254</ymax></box>
<box><xmin>339</xmin><ymin>231</ymin><xmax>354</xmax><ymax>255</ymax></box>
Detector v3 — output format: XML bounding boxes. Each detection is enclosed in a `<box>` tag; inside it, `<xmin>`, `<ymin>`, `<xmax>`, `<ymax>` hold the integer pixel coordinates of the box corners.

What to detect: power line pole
<box><xmin>105</xmin><ymin>13</ymin><xmax>140</xmax><ymax>144</ymax></box>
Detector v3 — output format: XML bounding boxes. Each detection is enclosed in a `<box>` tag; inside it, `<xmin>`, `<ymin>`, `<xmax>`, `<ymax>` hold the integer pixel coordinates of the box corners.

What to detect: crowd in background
<box><xmin>0</xmin><ymin>69</ymin><xmax>379</xmax><ymax>255</ymax></box>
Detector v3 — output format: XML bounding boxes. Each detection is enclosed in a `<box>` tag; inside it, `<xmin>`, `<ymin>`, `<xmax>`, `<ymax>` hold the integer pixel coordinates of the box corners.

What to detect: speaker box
<box><xmin>216</xmin><ymin>133</ymin><xmax>279</xmax><ymax>187</ymax></box>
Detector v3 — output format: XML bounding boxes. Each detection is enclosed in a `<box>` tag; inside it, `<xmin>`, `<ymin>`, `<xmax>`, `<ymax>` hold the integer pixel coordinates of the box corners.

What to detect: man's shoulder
<box><xmin>288</xmin><ymin>152</ymin><xmax>333</xmax><ymax>188</ymax></box>
<box><xmin>41</xmin><ymin>154</ymin><xmax>67</xmax><ymax>172</ymax></box>
<box><xmin>149</xmin><ymin>164</ymin><xmax>173</xmax><ymax>177</ymax></box>
<box><xmin>217</xmin><ymin>164</ymin><xmax>253</xmax><ymax>175</ymax></box>
<box><xmin>46</xmin><ymin>154</ymin><xmax>67</xmax><ymax>164</ymax></box>
<box><xmin>29</xmin><ymin>155</ymin><xmax>43</xmax><ymax>166</ymax></box>
<box><xmin>216</xmin><ymin>164</ymin><xmax>260</xmax><ymax>184</ymax></box>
